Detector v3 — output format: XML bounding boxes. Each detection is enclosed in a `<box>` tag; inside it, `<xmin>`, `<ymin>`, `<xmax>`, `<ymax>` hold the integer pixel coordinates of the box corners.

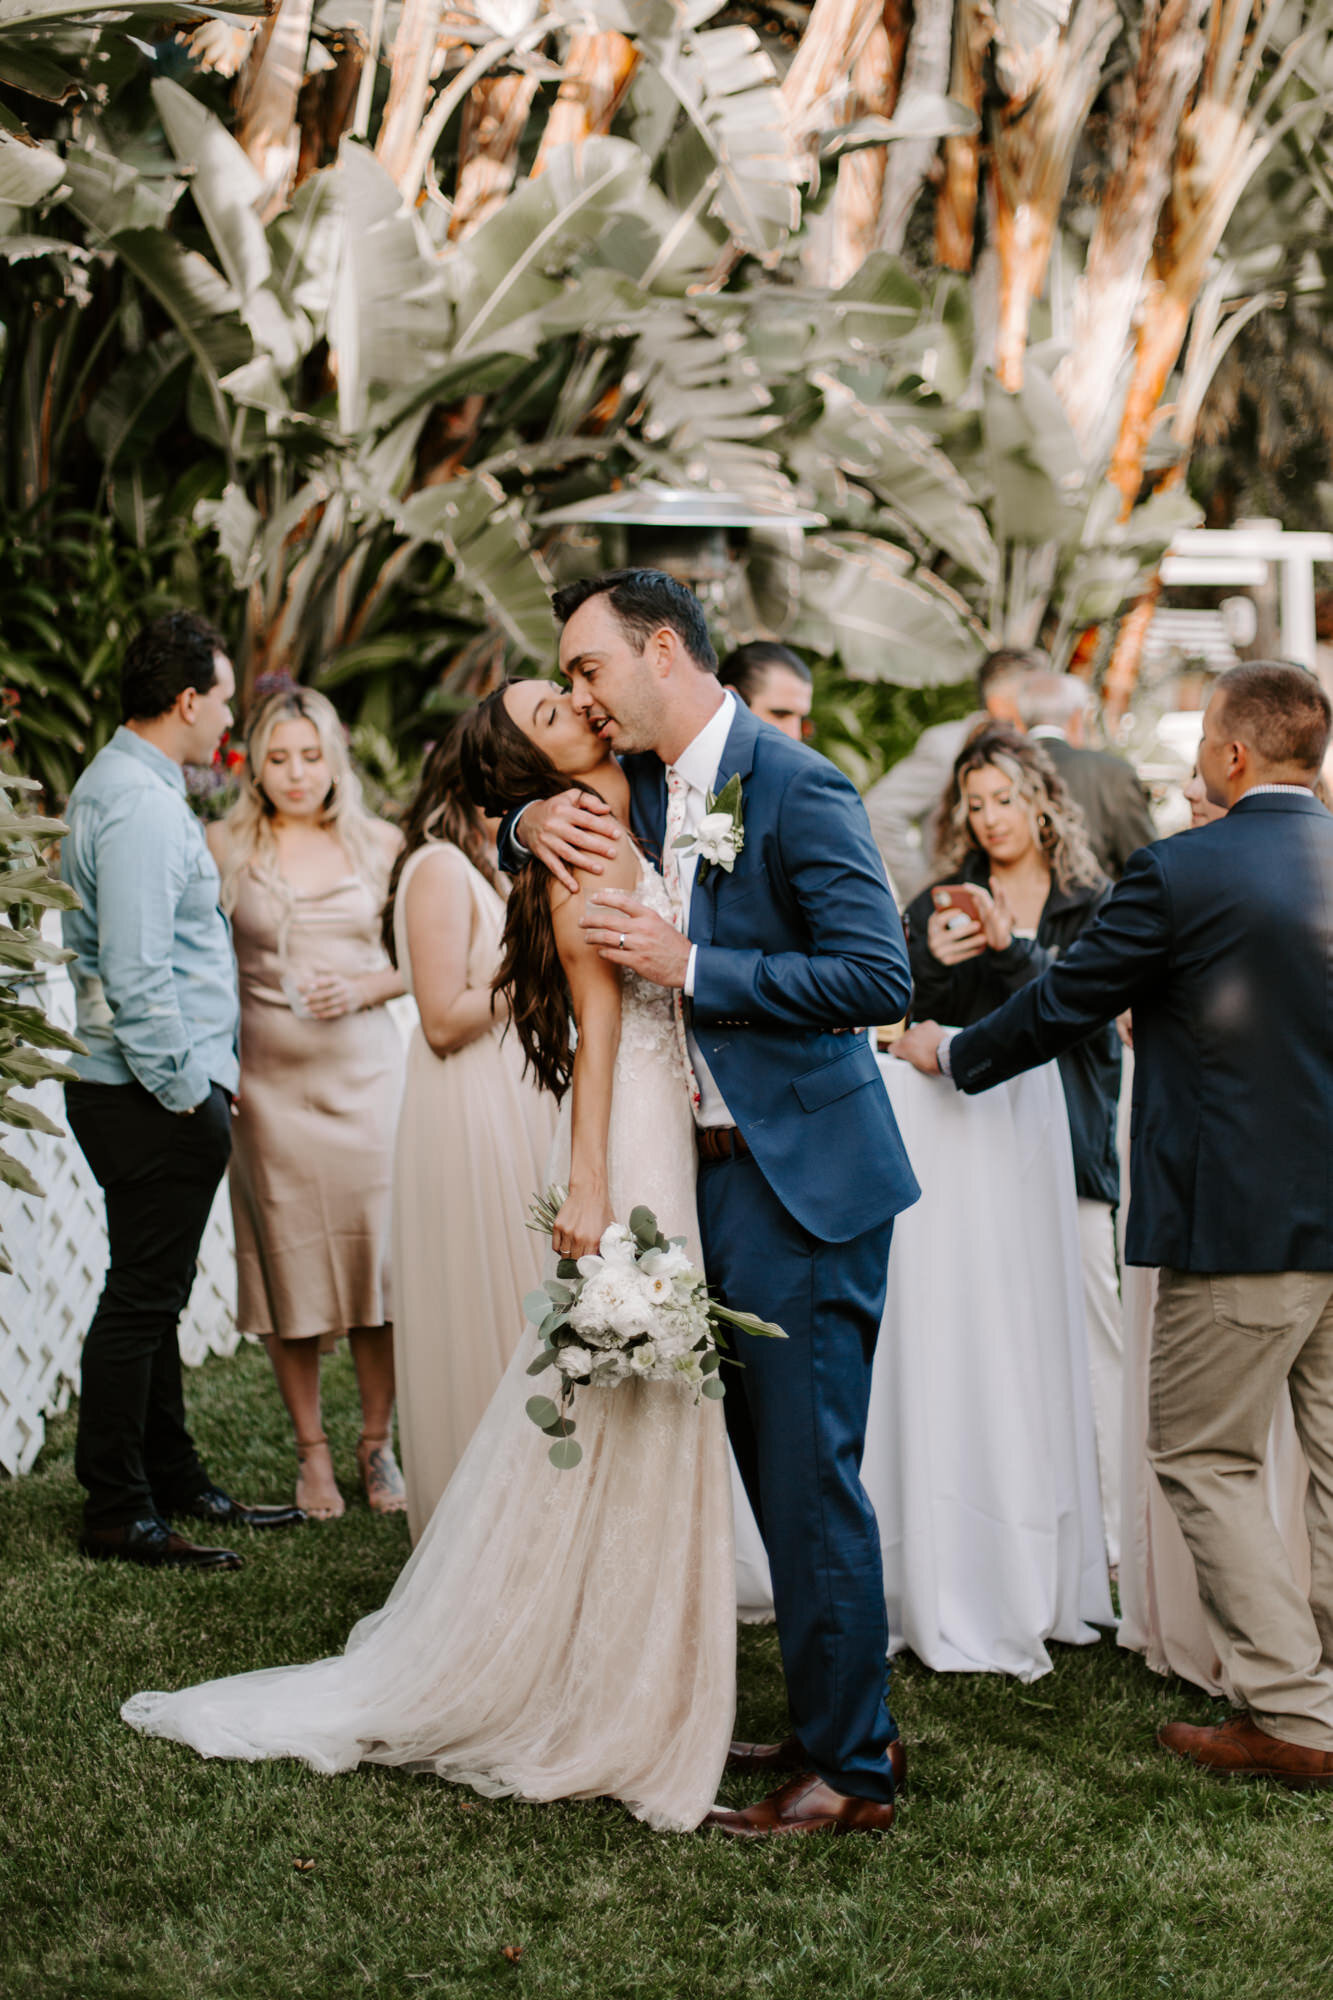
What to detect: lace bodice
<box><xmin>614</xmin><ymin>857</ymin><xmax>691</xmax><ymax>1099</ymax></box>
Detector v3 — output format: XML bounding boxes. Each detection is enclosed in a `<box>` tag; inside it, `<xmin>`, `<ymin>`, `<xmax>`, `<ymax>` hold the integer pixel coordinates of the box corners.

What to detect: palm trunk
<box><xmin>531</xmin><ymin>31</ymin><xmax>638</xmax><ymax>174</ymax></box>
<box><xmin>376</xmin><ymin>0</ymin><xmax>446</xmax><ymax>192</ymax></box>
<box><xmin>450</xmin><ymin>75</ymin><xmax>540</xmax><ymax>237</ymax></box>
<box><xmin>234</xmin><ymin>0</ymin><xmax>316</xmax><ymax>218</ymax></box>
<box><xmin>991</xmin><ymin>0</ymin><xmax>1120</xmax><ymax>391</ymax></box>
<box><xmin>1052</xmin><ymin>0</ymin><xmax>1208</xmax><ymax>451</ymax></box>
<box><xmin>874</xmin><ymin>0</ymin><xmax>955</xmax><ymax>254</ymax></box>
<box><xmin>826</xmin><ymin>1</ymin><xmax>909</xmax><ymax>286</ymax></box>
<box><xmin>935</xmin><ymin>0</ymin><xmax>994</xmax><ymax>271</ymax></box>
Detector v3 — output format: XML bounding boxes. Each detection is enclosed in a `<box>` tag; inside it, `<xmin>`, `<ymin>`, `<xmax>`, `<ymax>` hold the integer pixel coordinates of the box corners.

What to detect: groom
<box><xmin>509</xmin><ymin>570</ymin><xmax>919</xmax><ymax>1835</ymax></box>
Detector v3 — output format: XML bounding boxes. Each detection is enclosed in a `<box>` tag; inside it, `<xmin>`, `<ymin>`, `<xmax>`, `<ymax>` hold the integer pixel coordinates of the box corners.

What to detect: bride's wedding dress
<box><xmin>123</xmin><ymin>863</ymin><xmax>736</xmax><ymax>1832</ymax></box>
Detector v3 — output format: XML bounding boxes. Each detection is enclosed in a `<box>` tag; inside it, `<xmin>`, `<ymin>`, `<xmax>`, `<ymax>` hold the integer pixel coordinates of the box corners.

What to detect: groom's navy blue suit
<box><xmin>618</xmin><ymin>700</ymin><xmax>920</xmax><ymax>1802</ymax></box>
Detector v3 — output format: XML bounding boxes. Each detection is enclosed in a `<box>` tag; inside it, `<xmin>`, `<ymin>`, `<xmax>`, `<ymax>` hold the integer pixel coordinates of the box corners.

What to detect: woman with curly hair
<box><xmin>899</xmin><ymin>722</ymin><xmax>1124</xmax><ymax>1581</ymax></box>
<box><xmin>380</xmin><ymin>722</ymin><xmax>556</xmax><ymax>1542</ymax></box>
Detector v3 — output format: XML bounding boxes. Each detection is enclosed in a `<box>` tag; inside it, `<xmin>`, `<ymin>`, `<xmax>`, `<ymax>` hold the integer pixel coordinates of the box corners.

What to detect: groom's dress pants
<box><xmin>700</xmin><ymin>1152</ymin><xmax>897</xmax><ymax>1804</ymax></box>
<box><xmin>1148</xmin><ymin>1267</ymin><xmax>1333</xmax><ymax>1749</ymax></box>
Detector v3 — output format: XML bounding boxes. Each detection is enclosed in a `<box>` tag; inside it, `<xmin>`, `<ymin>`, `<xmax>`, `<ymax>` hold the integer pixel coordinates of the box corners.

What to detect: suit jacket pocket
<box><xmin>792</xmin><ymin>1037</ymin><xmax>879</xmax><ymax>1112</ymax></box>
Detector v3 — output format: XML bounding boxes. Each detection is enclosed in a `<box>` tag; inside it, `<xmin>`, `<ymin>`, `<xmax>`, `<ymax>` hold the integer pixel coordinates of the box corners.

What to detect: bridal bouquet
<box><xmin>523</xmin><ymin>1187</ymin><xmax>785</xmax><ymax>1468</ymax></box>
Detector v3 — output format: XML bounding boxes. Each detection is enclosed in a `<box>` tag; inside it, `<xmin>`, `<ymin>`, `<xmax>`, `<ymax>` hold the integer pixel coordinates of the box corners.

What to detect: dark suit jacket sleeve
<box><xmin>1105</xmin><ymin>761</ymin><xmax>1158</xmax><ymax>876</ymax></box>
<box><xmin>950</xmin><ymin>846</ymin><xmax>1171</xmax><ymax>1092</ymax></box>
<box><xmin>692</xmin><ymin>756</ymin><xmax>913</xmax><ymax>1031</ymax></box>
<box><xmin>495</xmin><ymin>805</ymin><xmax>528</xmax><ymax>877</ymax></box>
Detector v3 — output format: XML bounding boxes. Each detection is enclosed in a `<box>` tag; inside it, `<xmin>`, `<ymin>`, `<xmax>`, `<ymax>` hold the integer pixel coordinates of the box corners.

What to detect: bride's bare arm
<box><xmin>548</xmin><ymin>840</ymin><xmax>640</xmax><ymax>1261</ymax></box>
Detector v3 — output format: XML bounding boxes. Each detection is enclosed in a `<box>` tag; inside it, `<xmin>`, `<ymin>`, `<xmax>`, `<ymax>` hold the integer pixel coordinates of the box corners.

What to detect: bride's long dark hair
<box><xmin>458</xmin><ymin>682</ymin><xmax>606</xmax><ymax>1102</ymax></box>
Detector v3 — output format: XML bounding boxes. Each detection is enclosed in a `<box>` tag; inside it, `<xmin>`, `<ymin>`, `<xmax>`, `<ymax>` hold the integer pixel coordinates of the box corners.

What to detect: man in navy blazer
<box><xmin>512</xmin><ymin>570</ymin><xmax>919</xmax><ymax>1835</ymax></box>
<box><xmin>896</xmin><ymin>663</ymin><xmax>1333</xmax><ymax>1788</ymax></box>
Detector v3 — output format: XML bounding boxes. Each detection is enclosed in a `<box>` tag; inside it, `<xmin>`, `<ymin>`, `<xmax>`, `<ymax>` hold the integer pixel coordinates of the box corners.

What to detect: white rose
<box><xmin>696</xmin><ymin>812</ymin><xmax>738</xmax><ymax>868</ymax></box>
<box><xmin>639</xmin><ymin>1243</ymin><xmax>693</xmax><ymax>1282</ymax></box>
<box><xmin>556</xmin><ymin>1344</ymin><xmax>594</xmax><ymax>1378</ymax></box>
<box><xmin>597</xmin><ymin>1223</ymin><xmax>639</xmax><ymax>1269</ymax></box>
<box><xmin>575</xmin><ymin>1251</ymin><xmax>604</xmax><ymax>1279</ymax></box>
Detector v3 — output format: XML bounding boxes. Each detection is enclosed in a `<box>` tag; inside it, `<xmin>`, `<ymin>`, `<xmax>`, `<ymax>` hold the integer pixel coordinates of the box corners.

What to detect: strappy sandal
<box><xmin>356</xmin><ymin>1433</ymin><xmax>408</xmax><ymax>1515</ymax></box>
<box><xmin>295</xmin><ymin>1435</ymin><xmax>345</xmax><ymax>1521</ymax></box>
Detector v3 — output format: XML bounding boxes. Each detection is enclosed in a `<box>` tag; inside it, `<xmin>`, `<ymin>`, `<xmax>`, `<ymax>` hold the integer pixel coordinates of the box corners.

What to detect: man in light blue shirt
<box><xmin>62</xmin><ymin>612</ymin><xmax>303</xmax><ymax>1569</ymax></box>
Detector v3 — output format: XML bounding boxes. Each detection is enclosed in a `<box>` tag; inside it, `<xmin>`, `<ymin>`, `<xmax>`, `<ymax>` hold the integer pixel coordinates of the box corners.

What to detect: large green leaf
<box><xmin>649</xmin><ymin>15</ymin><xmax>800</xmax><ymax>266</ymax></box>
<box><xmin>450</xmin><ymin>137</ymin><xmax>648</xmax><ymax>359</ymax></box>
<box><xmin>982</xmin><ymin>366</ymin><xmax>1089</xmax><ymax>548</ymax></box>
<box><xmin>151</xmin><ymin>77</ymin><xmax>269</xmax><ymax>300</ymax></box>
<box><xmin>795</xmin><ymin>534</ymin><xmax>987</xmax><ymax>684</ymax></box>
<box><xmin>397</xmin><ymin>475</ymin><xmax>553</xmax><ymax>661</ymax></box>
<box><xmin>325</xmin><ymin>141</ymin><xmax>450</xmax><ymax>432</ymax></box>
<box><xmin>0</xmin><ymin>131</ymin><xmax>64</xmax><ymax>205</ymax></box>
<box><xmin>61</xmin><ymin>136</ymin><xmax>181</xmax><ymax>235</ymax></box>
<box><xmin>84</xmin><ymin>332</ymin><xmax>190</xmax><ymax>471</ymax></box>
<box><xmin>811</xmin><ymin>374</ymin><xmax>999</xmax><ymax>583</ymax></box>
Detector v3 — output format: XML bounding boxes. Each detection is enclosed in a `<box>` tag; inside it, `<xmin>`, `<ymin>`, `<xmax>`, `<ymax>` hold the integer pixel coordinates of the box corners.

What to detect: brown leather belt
<box><xmin>696</xmin><ymin>1125</ymin><xmax>750</xmax><ymax>1164</ymax></box>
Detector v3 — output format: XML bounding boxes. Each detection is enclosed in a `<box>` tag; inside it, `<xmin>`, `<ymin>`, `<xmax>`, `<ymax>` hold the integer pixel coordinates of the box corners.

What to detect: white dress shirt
<box><xmin>669</xmin><ymin>689</ymin><xmax>738</xmax><ymax>1129</ymax></box>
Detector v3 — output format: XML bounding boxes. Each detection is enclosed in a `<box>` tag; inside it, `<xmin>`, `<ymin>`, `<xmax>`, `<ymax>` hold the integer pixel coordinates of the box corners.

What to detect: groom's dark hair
<box><xmin>551</xmin><ymin>569</ymin><xmax>718</xmax><ymax>674</ymax></box>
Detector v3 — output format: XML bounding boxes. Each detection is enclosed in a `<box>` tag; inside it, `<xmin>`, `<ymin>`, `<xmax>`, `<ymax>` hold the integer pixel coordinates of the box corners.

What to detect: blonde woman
<box><xmin>208</xmin><ymin>686</ymin><xmax>406</xmax><ymax>1520</ymax></box>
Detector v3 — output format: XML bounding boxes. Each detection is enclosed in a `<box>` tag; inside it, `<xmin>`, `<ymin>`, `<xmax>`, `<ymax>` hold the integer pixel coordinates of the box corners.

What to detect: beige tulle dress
<box><xmin>228</xmin><ymin>864</ymin><xmax>403</xmax><ymax>1343</ymax></box>
<box><xmin>122</xmin><ymin>858</ymin><xmax>737</xmax><ymax>1832</ymax></box>
<box><xmin>390</xmin><ymin>841</ymin><xmax>558</xmax><ymax>1541</ymax></box>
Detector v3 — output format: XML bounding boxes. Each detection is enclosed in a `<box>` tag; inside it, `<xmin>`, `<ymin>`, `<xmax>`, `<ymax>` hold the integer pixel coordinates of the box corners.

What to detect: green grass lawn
<box><xmin>4</xmin><ymin>1340</ymin><xmax>1332</xmax><ymax>2000</ymax></box>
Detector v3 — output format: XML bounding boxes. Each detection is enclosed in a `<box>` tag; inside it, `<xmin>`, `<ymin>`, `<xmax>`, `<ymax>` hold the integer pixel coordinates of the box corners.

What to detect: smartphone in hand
<box><xmin>931</xmin><ymin>884</ymin><xmax>987</xmax><ymax>930</ymax></box>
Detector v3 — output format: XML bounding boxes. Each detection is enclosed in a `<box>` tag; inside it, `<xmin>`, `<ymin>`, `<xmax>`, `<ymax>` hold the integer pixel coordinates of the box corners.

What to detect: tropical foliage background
<box><xmin>1</xmin><ymin>0</ymin><xmax>1330</xmax><ymax>798</ymax></box>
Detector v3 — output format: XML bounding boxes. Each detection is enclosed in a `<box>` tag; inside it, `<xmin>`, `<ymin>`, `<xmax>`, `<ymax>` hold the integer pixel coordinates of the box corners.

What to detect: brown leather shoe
<box><xmin>726</xmin><ymin>1736</ymin><xmax>907</xmax><ymax>1791</ymax></box>
<box><xmin>705</xmin><ymin>1772</ymin><xmax>895</xmax><ymax>1837</ymax></box>
<box><xmin>79</xmin><ymin>1516</ymin><xmax>244</xmax><ymax>1572</ymax></box>
<box><xmin>1157</xmin><ymin>1713</ymin><xmax>1333</xmax><ymax>1789</ymax></box>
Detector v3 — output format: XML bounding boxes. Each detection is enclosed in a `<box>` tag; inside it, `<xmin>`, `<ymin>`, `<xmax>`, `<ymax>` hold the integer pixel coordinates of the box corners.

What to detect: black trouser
<box><xmin>65</xmin><ymin>1080</ymin><xmax>232</xmax><ymax>1529</ymax></box>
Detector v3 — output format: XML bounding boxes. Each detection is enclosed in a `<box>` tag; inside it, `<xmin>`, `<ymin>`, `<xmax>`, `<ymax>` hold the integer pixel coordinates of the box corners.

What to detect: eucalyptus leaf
<box><xmin>522</xmin><ymin>1289</ymin><xmax>552</xmax><ymax>1327</ymax></box>
<box><xmin>701</xmin><ymin>1377</ymin><xmax>727</xmax><ymax>1399</ymax></box>
<box><xmin>548</xmin><ymin>1437</ymin><xmax>583</xmax><ymax>1470</ymax></box>
<box><xmin>525</xmin><ymin>1395</ymin><xmax>561</xmax><ymax>1430</ymax></box>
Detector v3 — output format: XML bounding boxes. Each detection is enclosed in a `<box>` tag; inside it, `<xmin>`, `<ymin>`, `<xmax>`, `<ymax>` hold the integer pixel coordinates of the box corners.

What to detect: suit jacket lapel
<box><xmin>624</xmin><ymin>754</ymin><xmax>667</xmax><ymax>863</ymax></box>
<box><xmin>688</xmin><ymin>700</ymin><xmax>760</xmax><ymax>947</ymax></box>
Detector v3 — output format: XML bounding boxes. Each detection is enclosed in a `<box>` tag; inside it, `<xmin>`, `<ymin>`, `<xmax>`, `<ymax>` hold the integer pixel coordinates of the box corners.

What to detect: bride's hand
<box><xmin>519</xmin><ymin>790</ymin><xmax>621</xmax><ymax>896</ymax></box>
<box><xmin>552</xmin><ymin>1184</ymin><xmax>613</xmax><ymax>1262</ymax></box>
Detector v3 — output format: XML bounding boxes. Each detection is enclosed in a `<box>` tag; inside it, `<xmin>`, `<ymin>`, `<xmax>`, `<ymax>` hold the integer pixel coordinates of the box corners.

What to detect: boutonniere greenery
<box><xmin>673</xmin><ymin>773</ymin><xmax>745</xmax><ymax>883</ymax></box>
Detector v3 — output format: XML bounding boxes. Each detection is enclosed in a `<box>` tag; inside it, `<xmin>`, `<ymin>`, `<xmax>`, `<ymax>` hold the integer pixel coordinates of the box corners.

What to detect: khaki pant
<box><xmin>1148</xmin><ymin>1269</ymin><xmax>1333</xmax><ymax>1749</ymax></box>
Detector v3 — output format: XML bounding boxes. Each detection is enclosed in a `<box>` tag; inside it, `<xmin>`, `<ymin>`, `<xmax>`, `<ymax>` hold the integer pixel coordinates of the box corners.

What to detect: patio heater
<box><xmin>535</xmin><ymin>484</ymin><xmax>827</xmax><ymax>630</ymax></box>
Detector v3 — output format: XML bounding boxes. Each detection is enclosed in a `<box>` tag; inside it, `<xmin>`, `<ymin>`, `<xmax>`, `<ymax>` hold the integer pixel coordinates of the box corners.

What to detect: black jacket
<box><xmin>950</xmin><ymin>792</ymin><xmax>1333</xmax><ymax>1271</ymax></box>
<box><xmin>904</xmin><ymin>852</ymin><xmax>1121</xmax><ymax>1205</ymax></box>
<box><xmin>1031</xmin><ymin>734</ymin><xmax>1156</xmax><ymax>880</ymax></box>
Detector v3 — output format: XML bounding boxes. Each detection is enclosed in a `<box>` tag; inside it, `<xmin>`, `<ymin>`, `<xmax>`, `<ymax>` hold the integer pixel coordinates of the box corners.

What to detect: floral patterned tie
<box><xmin>663</xmin><ymin>767</ymin><xmax>702</xmax><ymax>1115</ymax></box>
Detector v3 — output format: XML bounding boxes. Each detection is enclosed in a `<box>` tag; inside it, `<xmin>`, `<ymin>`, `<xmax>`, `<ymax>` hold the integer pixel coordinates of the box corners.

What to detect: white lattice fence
<box><xmin>0</xmin><ymin>945</ymin><xmax>239</xmax><ymax>1477</ymax></box>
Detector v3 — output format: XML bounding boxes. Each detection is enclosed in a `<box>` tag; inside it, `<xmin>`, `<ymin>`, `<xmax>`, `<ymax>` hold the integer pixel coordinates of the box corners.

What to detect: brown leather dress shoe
<box><xmin>1157</xmin><ymin>1713</ymin><xmax>1333</xmax><ymax>1789</ymax></box>
<box><xmin>79</xmin><ymin>1516</ymin><xmax>244</xmax><ymax>1572</ymax></box>
<box><xmin>705</xmin><ymin>1772</ymin><xmax>895</xmax><ymax>1837</ymax></box>
<box><xmin>727</xmin><ymin>1736</ymin><xmax>907</xmax><ymax>1790</ymax></box>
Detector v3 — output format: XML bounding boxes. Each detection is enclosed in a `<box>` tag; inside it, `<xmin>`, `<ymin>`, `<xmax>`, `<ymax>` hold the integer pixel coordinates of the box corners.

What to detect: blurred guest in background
<box><xmin>62</xmin><ymin>613</ymin><xmax>301</xmax><ymax>1571</ymax></box>
<box><xmin>1020</xmin><ymin>672</ymin><xmax>1157</xmax><ymax>879</ymax></box>
<box><xmin>863</xmin><ymin>650</ymin><xmax>1038</xmax><ymax>901</ymax></box>
<box><xmin>903</xmin><ymin>726</ymin><xmax>1124</xmax><ymax>1564</ymax></box>
<box><xmin>209</xmin><ymin>687</ymin><xmax>406</xmax><ymax>1521</ymax></box>
<box><xmin>718</xmin><ymin>641</ymin><xmax>813</xmax><ymax>741</ymax></box>
<box><xmin>381</xmin><ymin>726</ymin><xmax>557</xmax><ymax>1543</ymax></box>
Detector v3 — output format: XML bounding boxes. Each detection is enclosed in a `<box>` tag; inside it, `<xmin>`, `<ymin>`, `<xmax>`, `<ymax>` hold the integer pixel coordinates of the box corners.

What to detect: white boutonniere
<box><xmin>673</xmin><ymin>773</ymin><xmax>745</xmax><ymax>882</ymax></box>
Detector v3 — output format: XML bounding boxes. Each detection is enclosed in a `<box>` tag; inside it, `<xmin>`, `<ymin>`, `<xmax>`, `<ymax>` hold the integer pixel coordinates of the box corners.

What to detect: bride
<box><xmin>122</xmin><ymin>680</ymin><xmax>735</xmax><ymax>1833</ymax></box>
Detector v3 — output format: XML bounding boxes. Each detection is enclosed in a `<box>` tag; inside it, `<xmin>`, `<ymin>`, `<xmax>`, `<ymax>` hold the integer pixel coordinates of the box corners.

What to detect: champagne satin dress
<box><xmin>390</xmin><ymin>841</ymin><xmax>558</xmax><ymax>1540</ymax></box>
<box><xmin>228</xmin><ymin>864</ymin><xmax>404</xmax><ymax>1344</ymax></box>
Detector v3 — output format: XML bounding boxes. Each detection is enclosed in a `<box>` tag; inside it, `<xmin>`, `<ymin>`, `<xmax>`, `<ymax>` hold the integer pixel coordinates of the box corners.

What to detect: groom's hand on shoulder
<box><xmin>891</xmin><ymin>1021</ymin><xmax>946</xmax><ymax>1075</ymax></box>
<box><xmin>583</xmin><ymin>891</ymin><xmax>691</xmax><ymax>990</ymax></box>
<box><xmin>520</xmin><ymin>791</ymin><xmax>621</xmax><ymax>894</ymax></box>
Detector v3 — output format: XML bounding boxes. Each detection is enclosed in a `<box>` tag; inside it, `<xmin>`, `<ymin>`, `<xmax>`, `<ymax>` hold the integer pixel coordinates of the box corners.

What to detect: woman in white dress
<box><xmin>122</xmin><ymin>682</ymin><xmax>735</xmax><ymax>1833</ymax></box>
<box><xmin>380</xmin><ymin>728</ymin><xmax>557</xmax><ymax>1541</ymax></box>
